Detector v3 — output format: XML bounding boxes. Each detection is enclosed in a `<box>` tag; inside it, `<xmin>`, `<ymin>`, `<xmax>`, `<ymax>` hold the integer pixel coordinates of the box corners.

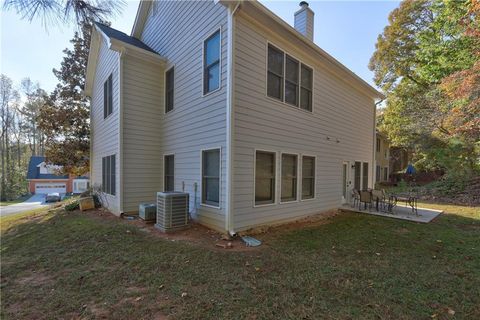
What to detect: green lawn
<box><xmin>1</xmin><ymin>203</ymin><xmax>479</xmax><ymax>319</ymax></box>
<box><xmin>0</xmin><ymin>195</ymin><xmax>30</xmax><ymax>206</ymax></box>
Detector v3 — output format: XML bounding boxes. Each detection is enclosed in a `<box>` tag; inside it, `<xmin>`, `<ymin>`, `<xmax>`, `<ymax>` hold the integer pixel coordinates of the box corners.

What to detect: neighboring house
<box><xmin>85</xmin><ymin>1</ymin><xmax>383</xmax><ymax>233</ymax></box>
<box><xmin>375</xmin><ymin>131</ymin><xmax>390</xmax><ymax>183</ymax></box>
<box><xmin>27</xmin><ymin>156</ymin><xmax>90</xmax><ymax>194</ymax></box>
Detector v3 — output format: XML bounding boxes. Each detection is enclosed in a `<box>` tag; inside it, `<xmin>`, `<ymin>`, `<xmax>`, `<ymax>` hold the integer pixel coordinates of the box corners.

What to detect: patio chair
<box><xmin>359</xmin><ymin>190</ymin><xmax>373</xmax><ymax>211</ymax></box>
<box><xmin>351</xmin><ymin>189</ymin><xmax>360</xmax><ymax>208</ymax></box>
<box><xmin>371</xmin><ymin>189</ymin><xmax>385</xmax><ymax>211</ymax></box>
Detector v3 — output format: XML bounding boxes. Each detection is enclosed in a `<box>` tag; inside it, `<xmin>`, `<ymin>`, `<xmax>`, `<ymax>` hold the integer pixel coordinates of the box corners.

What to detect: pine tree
<box><xmin>38</xmin><ymin>23</ymin><xmax>92</xmax><ymax>175</ymax></box>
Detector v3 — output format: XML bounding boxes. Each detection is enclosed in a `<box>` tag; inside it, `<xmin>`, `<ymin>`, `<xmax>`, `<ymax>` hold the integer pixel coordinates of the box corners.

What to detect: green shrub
<box><xmin>65</xmin><ymin>201</ymin><xmax>79</xmax><ymax>212</ymax></box>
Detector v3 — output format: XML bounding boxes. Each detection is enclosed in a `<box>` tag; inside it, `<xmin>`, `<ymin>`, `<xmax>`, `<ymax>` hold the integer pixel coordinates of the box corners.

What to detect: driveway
<box><xmin>0</xmin><ymin>194</ymin><xmax>51</xmax><ymax>217</ymax></box>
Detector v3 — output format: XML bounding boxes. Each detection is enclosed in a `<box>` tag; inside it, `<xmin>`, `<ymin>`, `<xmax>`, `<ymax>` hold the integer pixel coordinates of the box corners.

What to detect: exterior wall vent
<box><xmin>155</xmin><ymin>192</ymin><xmax>189</xmax><ymax>232</ymax></box>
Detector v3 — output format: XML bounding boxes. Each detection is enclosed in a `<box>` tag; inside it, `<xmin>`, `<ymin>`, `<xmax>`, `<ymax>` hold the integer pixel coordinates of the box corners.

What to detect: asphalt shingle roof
<box><xmin>26</xmin><ymin>156</ymin><xmax>69</xmax><ymax>180</ymax></box>
<box><xmin>95</xmin><ymin>22</ymin><xmax>157</xmax><ymax>54</ymax></box>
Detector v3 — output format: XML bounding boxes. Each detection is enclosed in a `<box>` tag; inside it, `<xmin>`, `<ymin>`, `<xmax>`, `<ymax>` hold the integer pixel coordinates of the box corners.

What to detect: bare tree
<box><xmin>0</xmin><ymin>74</ymin><xmax>20</xmax><ymax>201</ymax></box>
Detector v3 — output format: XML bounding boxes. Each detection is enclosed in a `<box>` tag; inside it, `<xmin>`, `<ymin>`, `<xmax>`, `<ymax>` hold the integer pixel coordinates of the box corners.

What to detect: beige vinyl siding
<box><xmin>232</xmin><ymin>14</ymin><xmax>375</xmax><ymax>231</ymax></box>
<box><xmin>122</xmin><ymin>55</ymin><xmax>164</xmax><ymax>212</ymax></box>
<box><xmin>90</xmin><ymin>39</ymin><xmax>121</xmax><ymax>214</ymax></box>
<box><xmin>139</xmin><ymin>0</ymin><xmax>228</xmax><ymax>231</ymax></box>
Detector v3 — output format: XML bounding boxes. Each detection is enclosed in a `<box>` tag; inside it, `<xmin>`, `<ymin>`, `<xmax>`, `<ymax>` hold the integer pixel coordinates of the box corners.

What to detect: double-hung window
<box><xmin>362</xmin><ymin>162</ymin><xmax>369</xmax><ymax>190</ymax></box>
<box><xmin>255</xmin><ymin>151</ymin><xmax>276</xmax><ymax>205</ymax></box>
<box><xmin>164</xmin><ymin>155</ymin><xmax>174</xmax><ymax>192</ymax></box>
<box><xmin>300</xmin><ymin>65</ymin><xmax>313</xmax><ymax>111</ymax></box>
<box><xmin>267</xmin><ymin>44</ymin><xmax>313</xmax><ymax>111</ymax></box>
<box><xmin>267</xmin><ymin>45</ymin><xmax>284</xmax><ymax>100</ymax></box>
<box><xmin>203</xmin><ymin>30</ymin><xmax>221</xmax><ymax>94</ymax></box>
<box><xmin>202</xmin><ymin>149</ymin><xmax>220</xmax><ymax>207</ymax></box>
<box><xmin>281</xmin><ymin>154</ymin><xmax>298</xmax><ymax>202</ymax></box>
<box><xmin>165</xmin><ymin>67</ymin><xmax>174</xmax><ymax>113</ymax></box>
<box><xmin>285</xmin><ymin>55</ymin><xmax>299</xmax><ymax>106</ymax></box>
<box><xmin>103</xmin><ymin>74</ymin><xmax>113</xmax><ymax>118</ymax></box>
<box><xmin>102</xmin><ymin>154</ymin><xmax>115</xmax><ymax>195</ymax></box>
<box><xmin>302</xmin><ymin>156</ymin><xmax>315</xmax><ymax>200</ymax></box>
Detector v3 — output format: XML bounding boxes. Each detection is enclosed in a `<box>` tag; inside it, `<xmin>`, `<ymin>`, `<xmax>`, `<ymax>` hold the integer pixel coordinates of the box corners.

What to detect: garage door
<box><xmin>35</xmin><ymin>183</ymin><xmax>66</xmax><ymax>194</ymax></box>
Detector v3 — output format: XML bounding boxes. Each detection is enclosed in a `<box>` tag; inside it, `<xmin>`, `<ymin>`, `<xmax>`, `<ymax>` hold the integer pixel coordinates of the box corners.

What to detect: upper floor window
<box><xmin>267</xmin><ymin>44</ymin><xmax>313</xmax><ymax>111</ymax></box>
<box><xmin>103</xmin><ymin>74</ymin><xmax>113</xmax><ymax>118</ymax></box>
<box><xmin>376</xmin><ymin>138</ymin><xmax>381</xmax><ymax>152</ymax></box>
<box><xmin>267</xmin><ymin>45</ymin><xmax>284</xmax><ymax>100</ymax></box>
<box><xmin>300</xmin><ymin>65</ymin><xmax>313</xmax><ymax>111</ymax></box>
<box><xmin>203</xmin><ymin>30</ymin><xmax>221</xmax><ymax>94</ymax></box>
<box><xmin>165</xmin><ymin>67</ymin><xmax>174</xmax><ymax>113</ymax></box>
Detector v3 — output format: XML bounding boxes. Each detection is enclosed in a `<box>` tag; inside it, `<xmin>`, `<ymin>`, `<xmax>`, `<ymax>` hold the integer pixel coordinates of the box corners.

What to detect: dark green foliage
<box><xmin>370</xmin><ymin>0</ymin><xmax>480</xmax><ymax>178</ymax></box>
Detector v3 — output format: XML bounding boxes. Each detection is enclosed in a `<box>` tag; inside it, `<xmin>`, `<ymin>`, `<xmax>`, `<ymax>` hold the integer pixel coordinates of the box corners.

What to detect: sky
<box><xmin>0</xmin><ymin>0</ymin><xmax>400</xmax><ymax>92</ymax></box>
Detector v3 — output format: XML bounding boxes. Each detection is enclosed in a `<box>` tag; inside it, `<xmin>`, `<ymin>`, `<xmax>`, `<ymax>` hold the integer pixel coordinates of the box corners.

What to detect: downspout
<box><xmin>118</xmin><ymin>50</ymin><xmax>125</xmax><ymax>214</ymax></box>
<box><xmin>225</xmin><ymin>2</ymin><xmax>240</xmax><ymax>235</ymax></box>
<box><xmin>373</xmin><ymin>99</ymin><xmax>384</xmax><ymax>188</ymax></box>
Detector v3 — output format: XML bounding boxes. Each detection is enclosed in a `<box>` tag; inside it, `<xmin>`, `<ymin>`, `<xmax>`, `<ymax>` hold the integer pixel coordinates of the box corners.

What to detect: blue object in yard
<box><xmin>406</xmin><ymin>164</ymin><xmax>416</xmax><ymax>175</ymax></box>
<box><xmin>241</xmin><ymin>236</ymin><xmax>262</xmax><ymax>247</ymax></box>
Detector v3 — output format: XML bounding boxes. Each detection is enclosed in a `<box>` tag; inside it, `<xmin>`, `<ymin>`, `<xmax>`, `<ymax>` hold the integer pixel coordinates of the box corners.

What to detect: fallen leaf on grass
<box><xmin>447</xmin><ymin>308</ymin><xmax>455</xmax><ymax>316</ymax></box>
<box><xmin>181</xmin><ymin>292</ymin><xmax>188</xmax><ymax>298</ymax></box>
<box><xmin>135</xmin><ymin>297</ymin><xmax>143</xmax><ymax>302</ymax></box>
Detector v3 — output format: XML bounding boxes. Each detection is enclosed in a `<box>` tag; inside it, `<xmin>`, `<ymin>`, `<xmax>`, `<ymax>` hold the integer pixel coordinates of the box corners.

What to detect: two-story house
<box><xmin>375</xmin><ymin>131</ymin><xmax>390</xmax><ymax>183</ymax></box>
<box><xmin>85</xmin><ymin>0</ymin><xmax>383</xmax><ymax>234</ymax></box>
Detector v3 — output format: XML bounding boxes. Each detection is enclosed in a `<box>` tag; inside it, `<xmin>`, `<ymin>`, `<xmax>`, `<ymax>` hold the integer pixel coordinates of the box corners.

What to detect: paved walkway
<box><xmin>341</xmin><ymin>204</ymin><xmax>443</xmax><ymax>223</ymax></box>
<box><xmin>0</xmin><ymin>195</ymin><xmax>50</xmax><ymax>217</ymax></box>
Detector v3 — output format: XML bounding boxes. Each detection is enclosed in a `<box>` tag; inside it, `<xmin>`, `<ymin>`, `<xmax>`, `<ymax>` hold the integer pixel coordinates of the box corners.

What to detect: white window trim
<box><xmin>200</xmin><ymin>147</ymin><xmax>222</xmax><ymax>209</ymax></box>
<box><xmin>104</xmin><ymin>73</ymin><xmax>114</xmax><ymax>120</ymax></box>
<box><xmin>265</xmin><ymin>41</ymin><xmax>315</xmax><ymax>113</ymax></box>
<box><xmin>300</xmin><ymin>154</ymin><xmax>317</xmax><ymax>202</ymax></box>
<box><xmin>279</xmin><ymin>152</ymin><xmax>300</xmax><ymax>204</ymax></box>
<box><xmin>164</xmin><ymin>65</ymin><xmax>175</xmax><ymax>114</ymax></box>
<box><xmin>202</xmin><ymin>28</ymin><xmax>222</xmax><ymax>97</ymax></box>
<box><xmin>163</xmin><ymin>153</ymin><xmax>175</xmax><ymax>192</ymax></box>
<box><xmin>253</xmin><ymin>149</ymin><xmax>278</xmax><ymax>208</ymax></box>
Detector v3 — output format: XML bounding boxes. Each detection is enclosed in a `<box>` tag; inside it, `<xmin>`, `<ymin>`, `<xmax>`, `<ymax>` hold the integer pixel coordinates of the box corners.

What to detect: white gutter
<box><xmin>225</xmin><ymin>2</ymin><xmax>241</xmax><ymax>235</ymax></box>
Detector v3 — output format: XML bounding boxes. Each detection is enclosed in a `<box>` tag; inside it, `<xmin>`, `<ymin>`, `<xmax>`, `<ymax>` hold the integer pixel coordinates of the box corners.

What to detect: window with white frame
<box><xmin>302</xmin><ymin>156</ymin><xmax>315</xmax><ymax>200</ymax></box>
<box><xmin>202</xmin><ymin>149</ymin><xmax>220</xmax><ymax>206</ymax></box>
<box><xmin>164</xmin><ymin>154</ymin><xmax>174</xmax><ymax>192</ymax></box>
<box><xmin>267</xmin><ymin>44</ymin><xmax>313</xmax><ymax>111</ymax></box>
<box><xmin>102</xmin><ymin>154</ymin><xmax>115</xmax><ymax>195</ymax></box>
<box><xmin>103</xmin><ymin>74</ymin><xmax>113</xmax><ymax>118</ymax></box>
<box><xmin>281</xmin><ymin>154</ymin><xmax>298</xmax><ymax>202</ymax></box>
<box><xmin>165</xmin><ymin>67</ymin><xmax>174</xmax><ymax>113</ymax></box>
<box><xmin>255</xmin><ymin>151</ymin><xmax>276</xmax><ymax>205</ymax></box>
<box><xmin>203</xmin><ymin>30</ymin><xmax>221</xmax><ymax>94</ymax></box>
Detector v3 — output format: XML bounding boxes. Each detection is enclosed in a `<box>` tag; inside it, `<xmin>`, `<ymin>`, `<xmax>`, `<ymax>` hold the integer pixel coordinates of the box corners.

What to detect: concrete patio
<box><xmin>341</xmin><ymin>204</ymin><xmax>443</xmax><ymax>223</ymax></box>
